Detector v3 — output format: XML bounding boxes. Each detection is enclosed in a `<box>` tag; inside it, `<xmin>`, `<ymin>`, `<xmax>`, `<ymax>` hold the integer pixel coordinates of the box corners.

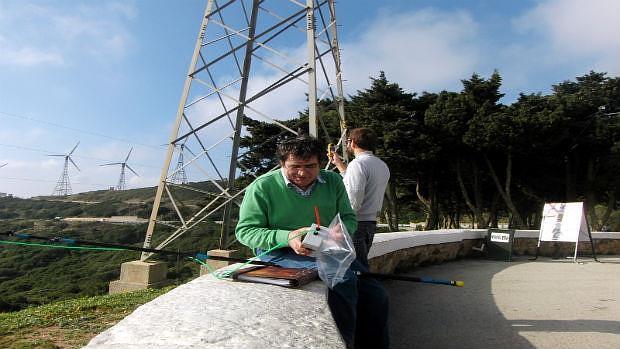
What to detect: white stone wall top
<box><xmin>368</xmin><ymin>229</ymin><xmax>620</xmax><ymax>258</ymax></box>
<box><xmin>85</xmin><ymin>267</ymin><xmax>344</xmax><ymax>349</ymax></box>
<box><xmin>369</xmin><ymin>229</ymin><xmax>487</xmax><ymax>258</ymax></box>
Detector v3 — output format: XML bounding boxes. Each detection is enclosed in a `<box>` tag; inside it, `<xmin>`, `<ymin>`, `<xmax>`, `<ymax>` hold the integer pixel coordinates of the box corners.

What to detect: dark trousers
<box><xmin>259</xmin><ymin>249</ymin><xmax>389</xmax><ymax>349</ymax></box>
<box><xmin>353</xmin><ymin>221</ymin><xmax>377</xmax><ymax>268</ymax></box>
<box><xmin>328</xmin><ymin>259</ymin><xmax>390</xmax><ymax>349</ymax></box>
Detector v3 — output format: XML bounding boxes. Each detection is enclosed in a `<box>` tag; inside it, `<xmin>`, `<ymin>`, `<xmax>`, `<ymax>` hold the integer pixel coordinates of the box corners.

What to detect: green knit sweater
<box><xmin>235</xmin><ymin>169</ymin><xmax>357</xmax><ymax>250</ymax></box>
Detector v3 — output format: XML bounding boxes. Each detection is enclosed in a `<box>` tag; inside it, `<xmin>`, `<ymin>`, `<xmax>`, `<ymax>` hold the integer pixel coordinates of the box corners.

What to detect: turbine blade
<box><xmin>125</xmin><ymin>147</ymin><xmax>133</xmax><ymax>162</ymax></box>
<box><xmin>0</xmin><ymin>163</ymin><xmax>7</xmax><ymax>168</ymax></box>
<box><xmin>69</xmin><ymin>157</ymin><xmax>80</xmax><ymax>171</ymax></box>
<box><xmin>126</xmin><ymin>165</ymin><xmax>139</xmax><ymax>177</ymax></box>
<box><xmin>100</xmin><ymin>162</ymin><xmax>122</xmax><ymax>166</ymax></box>
<box><xmin>69</xmin><ymin>141</ymin><xmax>80</xmax><ymax>155</ymax></box>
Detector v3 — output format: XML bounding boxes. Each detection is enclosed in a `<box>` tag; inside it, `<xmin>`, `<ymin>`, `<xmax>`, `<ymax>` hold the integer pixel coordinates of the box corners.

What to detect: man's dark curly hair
<box><xmin>277</xmin><ymin>135</ymin><xmax>323</xmax><ymax>163</ymax></box>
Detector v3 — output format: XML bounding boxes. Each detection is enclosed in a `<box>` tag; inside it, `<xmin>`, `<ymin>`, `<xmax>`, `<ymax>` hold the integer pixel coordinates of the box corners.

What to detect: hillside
<box><xmin>0</xmin><ymin>286</ymin><xmax>174</xmax><ymax>348</ymax></box>
<box><xmin>0</xmin><ymin>183</ymin><xmax>246</xmax><ymax>313</ymax></box>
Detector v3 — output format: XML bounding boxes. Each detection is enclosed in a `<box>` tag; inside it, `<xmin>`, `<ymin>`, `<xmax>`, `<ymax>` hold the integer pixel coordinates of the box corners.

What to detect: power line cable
<box><xmin>0</xmin><ymin>176</ymin><xmax>110</xmax><ymax>187</ymax></box>
<box><xmin>0</xmin><ymin>110</ymin><xmax>164</xmax><ymax>150</ymax></box>
<box><xmin>0</xmin><ymin>143</ymin><xmax>160</xmax><ymax>169</ymax></box>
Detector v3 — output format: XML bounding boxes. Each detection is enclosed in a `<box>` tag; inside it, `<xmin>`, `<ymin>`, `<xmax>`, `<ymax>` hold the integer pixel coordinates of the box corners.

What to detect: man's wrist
<box><xmin>276</xmin><ymin>229</ymin><xmax>294</xmax><ymax>246</ymax></box>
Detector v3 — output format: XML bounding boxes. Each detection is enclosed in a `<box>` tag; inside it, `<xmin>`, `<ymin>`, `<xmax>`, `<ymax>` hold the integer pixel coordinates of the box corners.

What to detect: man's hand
<box><xmin>328</xmin><ymin>152</ymin><xmax>347</xmax><ymax>173</ymax></box>
<box><xmin>288</xmin><ymin>227</ymin><xmax>313</xmax><ymax>256</ymax></box>
<box><xmin>328</xmin><ymin>222</ymin><xmax>345</xmax><ymax>242</ymax></box>
<box><xmin>328</xmin><ymin>151</ymin><xmax>343</xmax><ymax>165</ymax></box>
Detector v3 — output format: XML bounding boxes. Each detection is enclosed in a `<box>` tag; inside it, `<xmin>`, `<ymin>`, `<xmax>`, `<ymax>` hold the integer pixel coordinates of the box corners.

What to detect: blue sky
<box><xmin>1</xmin><ymin>0</ymin><xmax>618</xmax><ymax>198</ymax></box>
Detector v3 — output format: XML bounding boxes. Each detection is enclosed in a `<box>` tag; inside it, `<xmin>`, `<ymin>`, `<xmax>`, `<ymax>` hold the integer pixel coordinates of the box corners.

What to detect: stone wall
<box><xmin>368</xmin><ymin>230</ymin><xmax>620</xmax><ymax>275</ymax></box>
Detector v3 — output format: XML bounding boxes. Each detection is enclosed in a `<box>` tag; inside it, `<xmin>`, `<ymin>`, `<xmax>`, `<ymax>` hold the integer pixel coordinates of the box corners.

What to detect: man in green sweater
<box><xmin>236</xmin><ymin>135</ymin><xmax>389</xmax><ymax>349</ymax></box>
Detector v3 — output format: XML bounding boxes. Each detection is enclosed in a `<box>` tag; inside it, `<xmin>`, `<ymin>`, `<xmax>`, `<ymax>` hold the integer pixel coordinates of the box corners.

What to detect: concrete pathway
<box><xmin>386</xmin><ymin>256</ymin><xmax>620</xmax><ymax>349</ymax></box>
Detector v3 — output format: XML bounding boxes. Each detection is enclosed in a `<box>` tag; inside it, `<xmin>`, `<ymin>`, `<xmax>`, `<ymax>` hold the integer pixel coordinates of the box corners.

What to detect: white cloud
<box><xmin>0</xmin><ymin>126</ymin><xmax>48</xmax><ymax>145</ymax></box>
<box><xmin>513</xmin><ymin>0</ymin><xmax>620</xmax><ymax>75</ymax></box>
<box><xmin>0</xmin><ymin>2</ymin><xmax>136</xmax><ymax>67</ymax></box>
<box><xmin>0</xmin><ymin>35</ymin><xmax>63</xmax><ymax>66</ymax></box>
<box><xmin>341</xmin><ymin>8</ymin><xmax>480</xmax><ymax>94</ymax></box>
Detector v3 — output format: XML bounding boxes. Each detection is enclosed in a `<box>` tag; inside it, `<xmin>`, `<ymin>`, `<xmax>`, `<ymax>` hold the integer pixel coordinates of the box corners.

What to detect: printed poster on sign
<box><xmin>539</xmin><ymin>202</ymin><xmax>589</xmax><ymax>242</ymax></box>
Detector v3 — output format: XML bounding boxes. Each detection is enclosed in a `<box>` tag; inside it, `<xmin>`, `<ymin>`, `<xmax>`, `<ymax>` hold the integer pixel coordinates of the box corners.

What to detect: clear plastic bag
<box><xmin>315</xmin><ymin>213</ymin><xmax>356</xmax><ymax>289</ymax></box>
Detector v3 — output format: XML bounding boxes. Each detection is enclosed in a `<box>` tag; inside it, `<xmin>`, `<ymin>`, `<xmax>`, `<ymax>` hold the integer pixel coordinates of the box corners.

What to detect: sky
<box><xmin>0</xmin><ymin>0</ymin><xmax>619</xmax><ymax>198</ymax></box>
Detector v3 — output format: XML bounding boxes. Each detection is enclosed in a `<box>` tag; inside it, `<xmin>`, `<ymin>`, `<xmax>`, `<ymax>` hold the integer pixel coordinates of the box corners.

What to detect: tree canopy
<box><xmin>237</xmin><ymin>70</ymin><xmax>620</xmax><ymax>230</ymax></box>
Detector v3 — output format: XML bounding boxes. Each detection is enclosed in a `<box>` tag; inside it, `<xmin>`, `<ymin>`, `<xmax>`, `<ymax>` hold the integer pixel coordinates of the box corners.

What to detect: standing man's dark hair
<box><xmin>347</xmin><ymin>128</ymin><xmax>378</xmax><ymax>152</ymax></box>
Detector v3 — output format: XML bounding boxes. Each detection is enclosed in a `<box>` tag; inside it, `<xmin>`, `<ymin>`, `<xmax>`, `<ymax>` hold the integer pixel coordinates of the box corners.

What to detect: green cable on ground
<box><xmin>0</xmin><ymin>240</ymin><xmax>126</xmax><ymax>251</ymax></box>
<box><xmin>1</xmin><ymin>230</ymin><xmax>312</xmax><ymax>281</ymax></box>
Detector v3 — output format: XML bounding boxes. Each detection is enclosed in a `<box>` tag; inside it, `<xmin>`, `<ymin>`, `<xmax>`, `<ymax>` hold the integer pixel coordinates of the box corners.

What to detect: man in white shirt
<box><xmin>329</xmin><ymin>128</ymin><xmax>390</xmax><ymax>267</ymax></box>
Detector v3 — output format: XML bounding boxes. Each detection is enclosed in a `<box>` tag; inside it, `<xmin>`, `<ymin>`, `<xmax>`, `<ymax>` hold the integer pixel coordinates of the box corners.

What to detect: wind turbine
<box><xmin>101</xmin><ymin>148</ymin><xmax>139</xmax><ymax>191</ymax></box>
<box><xmin>50</xmin><ymin>142</ymin><xmax>80</xmax><ymax>196</ymax></box>
<box><xmin>170</xmin><ymin>143</ymin><xmax>189</xmax><ymax>184</ymax></box>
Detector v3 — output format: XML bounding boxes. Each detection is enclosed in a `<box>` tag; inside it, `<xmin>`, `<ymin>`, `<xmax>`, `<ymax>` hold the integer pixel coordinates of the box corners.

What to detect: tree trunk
<box><xmin>383</xmin><ymin>180</ymin><xmax>399</xmax><ymax>231</ymax></box>
<box><xmin>599</xmin><ymin>191</ymin><xmax>615</xmax><ymax>230</ymax></box>
<box><xmin>484</xmin><ymin>152</ymin><xmax>524</xmax><ymax>227</ymax></box>
<box><xmin>456</xmin><ymin>160</ymin><xmax>482</xmax><ymax>229</ymax></box>
<box><xmin>416</xmin><ymin>178</ymin><xmax>439</xmax><ymax>230</ymax></box>
<box><xmin>585</xmin><ymin>157</ymin><xmax>600</xmax><ymax>229</ymax></box>
<box><xmin>472</xmin><ymin>162</ymin><xmax>487</xmax><ymax>228</ymax></box>
<box><xmin>489</xmin><ymin>193</ymin><xmax>500</xmax><ymax>228</ymax></box>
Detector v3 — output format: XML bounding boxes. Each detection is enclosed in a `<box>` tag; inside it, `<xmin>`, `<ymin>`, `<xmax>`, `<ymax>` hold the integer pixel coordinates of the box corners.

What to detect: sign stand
<box><xmin>532</xmin><ymin>202</ymin><xmax>598</xmax><ymax>262</ymax></box>
<box><xmin>486</xmin><ymin>229</ymin><xmax>515</xmax><ymax>262</ymax></box>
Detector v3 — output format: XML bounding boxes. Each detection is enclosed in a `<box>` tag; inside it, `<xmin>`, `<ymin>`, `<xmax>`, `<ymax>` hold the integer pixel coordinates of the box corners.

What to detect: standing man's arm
<box><xmin>333</xmin><ymin>174</ymin><xmax>358</xmax><ymax>236</ymax></box>
<box><xmin>330</xmin><ymin>152</ymin><xmax>348</xmax><ymax>174</ymax></box>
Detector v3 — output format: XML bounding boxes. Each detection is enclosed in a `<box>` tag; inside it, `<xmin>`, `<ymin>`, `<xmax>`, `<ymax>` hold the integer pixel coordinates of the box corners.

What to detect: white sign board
<box><xmin>490</xmin><ymin>232</ymin><xmax>511</xmax><ymax>243</ymax></box>
<box><xmin>539</xmin><ymin>202</ymin><xmax>590</xmax><ymax>242</ymax></box>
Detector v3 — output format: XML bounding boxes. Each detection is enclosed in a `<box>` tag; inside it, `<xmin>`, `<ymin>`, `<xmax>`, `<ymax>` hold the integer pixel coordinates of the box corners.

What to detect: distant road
<box><xmin>62</xmin><ymin>216</ymin><xmax>148</xmax><ymax>224</ymax></box>
<box><xmin>33</xmin><ymin>198</ymin><xmax>101</xmax><ymax>204</ymax></box>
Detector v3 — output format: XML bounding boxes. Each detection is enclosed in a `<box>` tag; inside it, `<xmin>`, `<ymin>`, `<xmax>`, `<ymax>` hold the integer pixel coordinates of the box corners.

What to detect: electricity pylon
<box><xmin>140</xmin><ymin>0</ymin><xmax>347</xmax><ymax>260</ymax></box>
<box><xmin>50</xmin><ymin>142</ymin><xmax>80</xmax><ymax>196</ymax></box>
<box><xmin>101</xmin><ymin>148</ymin><xmax>139</xmax><ymax>191</ymax></box>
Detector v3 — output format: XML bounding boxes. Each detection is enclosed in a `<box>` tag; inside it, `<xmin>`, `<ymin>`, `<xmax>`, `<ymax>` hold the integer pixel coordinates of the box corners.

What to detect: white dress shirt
<box><xmin>341</xmin><ymin>151</ymin><xmax>390</xmax><ymax>221</ymax></box>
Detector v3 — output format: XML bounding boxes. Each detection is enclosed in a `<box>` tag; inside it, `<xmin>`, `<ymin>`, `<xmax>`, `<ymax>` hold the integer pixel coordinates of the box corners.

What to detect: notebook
<box><xmin>232</xmin><ymin>266</ymin><xmax>318</xmax><ymax>288</ymax></box>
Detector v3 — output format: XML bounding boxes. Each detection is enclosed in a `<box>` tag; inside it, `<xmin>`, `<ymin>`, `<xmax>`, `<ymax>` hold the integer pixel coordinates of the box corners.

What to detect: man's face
<box><xmin>282</xmin><ymin>154</ymin><xmax>320</xmax><ymax>190</ymax></box>
<box><xmin>346</xmin><ymin>138</ymin><xmax>354</xmax><ymax>157</ymax></box>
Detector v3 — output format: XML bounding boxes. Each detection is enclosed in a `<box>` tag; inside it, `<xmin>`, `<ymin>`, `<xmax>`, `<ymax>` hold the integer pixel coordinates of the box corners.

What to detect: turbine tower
<box><xmin>50</xmin><ymin>142</ymin><xmax>80</xmax><ymax>196</ymax></box>
<box><xmin>171</xmin><ymin>143</ymin><xmax>189</xmax><ymax>184</ymax></box>
<box><xmin>101</xmin><ymin>148</ymin><xmax>139</xmax><ymax>191</ymax></box>
<box><xmin>140</xmin><ymin>0</ymin><xmax>347</xmax><ymax>260</ymax></box>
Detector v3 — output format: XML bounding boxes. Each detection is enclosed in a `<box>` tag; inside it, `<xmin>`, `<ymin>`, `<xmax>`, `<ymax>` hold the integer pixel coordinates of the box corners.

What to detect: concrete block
<box><xmin>108</xmin><ymin>260</ymin><xmax>169</xmax><ymax>294</ymax></box>
<box><xmin>199</xmin><ymin>249</ymin><xmax>240</xmax><ymax>276</ymax></box>
<box><xmin>108</xmin><ymin>279</ymin><xmax>170</xmax><ymax>295</ymax></box>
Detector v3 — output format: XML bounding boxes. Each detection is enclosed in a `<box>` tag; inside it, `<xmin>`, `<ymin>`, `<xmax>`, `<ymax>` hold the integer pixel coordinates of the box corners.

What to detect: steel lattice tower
<box><xmin>171</xmin><ymin>144</ymin><xmax>189</xmax><ymax>184</ymax></box>
<box><xmin>50</xmin><ymin>142</ymin><xmax>80</xmax><ymax>196</ymax></box>
<box><xmin>101</xmin><ymin>148</ymin><xmax>139</xmax><ymax>191</ymax></box>
<box><xmin>141</xmin><ymin>0</ymin><xmax>347</xmax><ymax>260</ymax></box>
<box><xmin>52</xmin><ymin>158</ymin><xmax>73</xmax><ymax>196</ymax></box>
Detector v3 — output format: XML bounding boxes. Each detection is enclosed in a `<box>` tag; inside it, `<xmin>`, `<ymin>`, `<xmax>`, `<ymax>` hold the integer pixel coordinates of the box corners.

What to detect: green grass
<box><xmin>0</xmin><ymin>285</ymin><xmax>175</xmax><ymax>348</ymax></box>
